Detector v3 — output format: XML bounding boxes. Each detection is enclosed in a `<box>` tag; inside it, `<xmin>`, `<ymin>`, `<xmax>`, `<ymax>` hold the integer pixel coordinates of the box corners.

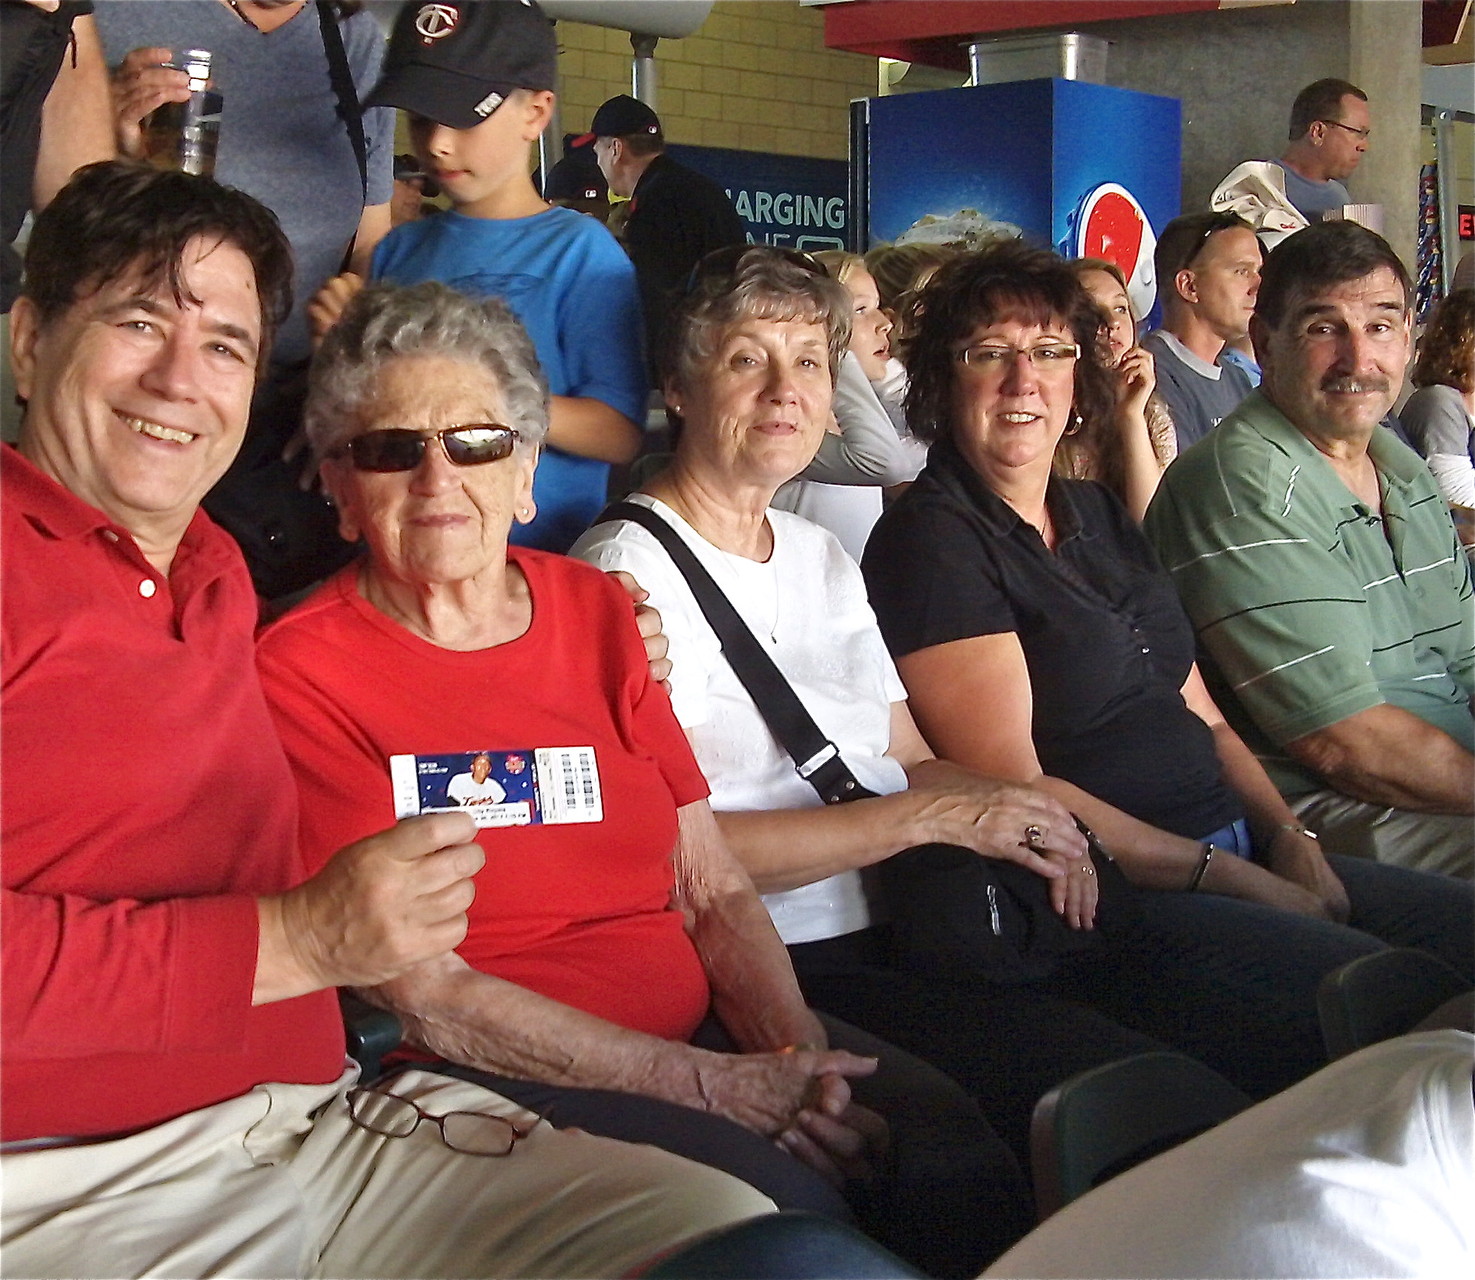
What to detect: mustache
<box><xmin>1320</xmin><ymin>376</ymin><xmax>1390</xmax><ymax>394</ymax></box>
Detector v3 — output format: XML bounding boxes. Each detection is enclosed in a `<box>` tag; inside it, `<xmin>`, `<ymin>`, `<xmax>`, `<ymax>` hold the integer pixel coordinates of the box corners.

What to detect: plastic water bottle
<box><xmin>144</xmin><ymin>50</ymin><xmax>222</xmax><ymax>177</ymax></box>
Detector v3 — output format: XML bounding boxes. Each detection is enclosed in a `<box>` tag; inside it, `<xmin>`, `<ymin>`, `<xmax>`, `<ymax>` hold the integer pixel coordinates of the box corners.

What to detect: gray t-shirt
<box><xmin>94</xmin><ymin>0</ymin><xmax>394</xmax><ymax>364</ymax></box>
<box><xmin>1278</xmin><ymin>163</ymin><xmax>1351</xmax><ymax>221</ymax></box>
<box><xmin>1142</xmin><ymin>330</ymin><xmax>1255</xmax><ymax>452</ymax></box>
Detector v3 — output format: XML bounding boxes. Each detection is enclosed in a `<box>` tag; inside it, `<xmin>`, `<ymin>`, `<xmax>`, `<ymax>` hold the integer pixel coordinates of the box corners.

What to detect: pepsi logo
<box><xmin>1072</xmin><ymin>183</ymin><xmax>1158</xmax><ymax>319</ymax></box>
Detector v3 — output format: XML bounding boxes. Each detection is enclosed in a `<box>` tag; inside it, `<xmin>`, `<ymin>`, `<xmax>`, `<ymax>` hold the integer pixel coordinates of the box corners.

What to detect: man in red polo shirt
<box><xmin>0</xmin><ymin>161</ymin><xmax>775</xmax><ymax>1278</ymax></box>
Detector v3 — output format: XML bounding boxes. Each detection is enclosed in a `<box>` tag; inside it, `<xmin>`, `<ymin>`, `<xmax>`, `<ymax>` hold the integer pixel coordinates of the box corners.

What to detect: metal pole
<box><xmin>631</xmin><ymin>33</ymin><xmax>659</xmax><ymax>109</ymax></box>
<box><xmin>1433</xmin><ymin>110</ymin><xmax>1459</xmax><ymax>296</ymax></box>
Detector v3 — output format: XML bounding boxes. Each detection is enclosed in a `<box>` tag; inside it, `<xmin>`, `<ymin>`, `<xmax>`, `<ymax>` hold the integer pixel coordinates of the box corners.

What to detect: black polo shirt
<box><xmin>863</xmin><ymin>439</ymin><xmax>1239</xmax><ymax>840</ymax></box>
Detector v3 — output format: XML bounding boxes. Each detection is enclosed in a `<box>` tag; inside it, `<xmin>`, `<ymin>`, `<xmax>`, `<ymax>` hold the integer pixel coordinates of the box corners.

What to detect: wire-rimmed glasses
<box><xmin>953</xmin><ymin>342</ymin><xmax>1081</xmax><ymax>374</ymax></box>
<box><xmin>346</xmin><ymin>1084</ymin><xmax>536</xmax><ymax>1157</ymax></box>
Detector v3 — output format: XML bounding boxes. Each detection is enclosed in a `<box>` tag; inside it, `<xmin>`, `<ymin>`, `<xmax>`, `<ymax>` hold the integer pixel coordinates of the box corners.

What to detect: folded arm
<box><xmin>713</xmin><ymin>700</ymin><xmax>1083</xmax><ymax>896</ymax></box>
<box><xmin>1287</xmin><ymin>703</ymin><xmax>1475</xmax><ymax>816</ymax></box>
<box><xmin>897</xmin><ymin>633</ymin><xmax>1333</xmax><ymax>917</ymax></box>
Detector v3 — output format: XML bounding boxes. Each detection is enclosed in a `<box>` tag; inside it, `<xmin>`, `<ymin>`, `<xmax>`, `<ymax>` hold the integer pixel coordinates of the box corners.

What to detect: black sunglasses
<box><xmin>332</xmin><ymin>424</ymin><xmax>520</xmax><ymax>473</ymax></box>
<box><xmin>1178</xmin><ymin>213</ymin><xmax>1248</xmax><ymax>273</ymax></box>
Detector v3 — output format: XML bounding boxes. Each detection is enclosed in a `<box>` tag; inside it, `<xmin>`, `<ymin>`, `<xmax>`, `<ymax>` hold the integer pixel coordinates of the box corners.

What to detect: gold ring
<box><xmin>1024</xmin><ymin>824</ymin><xmax>1046</xmax><ymax>846</ymax></box>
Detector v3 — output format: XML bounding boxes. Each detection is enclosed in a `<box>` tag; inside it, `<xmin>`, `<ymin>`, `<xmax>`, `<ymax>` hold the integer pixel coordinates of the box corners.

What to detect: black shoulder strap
<box><xmin>599</xmin><ymin>501</ymin><xmax>876</xmax><ymax>805</ymax></box>
<box><xmin>318</xmin><ymin>1</ymin><xmax>368</xmax><ymax>202</ymax></box>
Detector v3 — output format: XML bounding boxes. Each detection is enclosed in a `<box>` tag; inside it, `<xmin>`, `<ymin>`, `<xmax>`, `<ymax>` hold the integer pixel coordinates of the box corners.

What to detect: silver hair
<box><xmin>664</xmin><ymin>246</ymin><xmax>852</xmax><ymax>394</ymax></box>
<box><xmin>304</xmin><ymin>281</ymin><xmax>550</xmax><ymax>459</ymax></box>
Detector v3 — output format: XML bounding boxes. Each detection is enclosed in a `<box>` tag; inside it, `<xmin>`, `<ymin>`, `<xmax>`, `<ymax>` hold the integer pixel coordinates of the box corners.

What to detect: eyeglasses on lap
<box><xmin>331</xmin><ymin>424</ymin><xmax>520</xmax><ymax>472</ymax></box>
<box><xmin>954</xmin><ymin>342</ymin><xmax>1080</xmax><ymax>373</ymax></box>
<box><xmin>345</xmin><ymin>1084</ymin><xmax>536</xmax><ymax>1156</ymax></box>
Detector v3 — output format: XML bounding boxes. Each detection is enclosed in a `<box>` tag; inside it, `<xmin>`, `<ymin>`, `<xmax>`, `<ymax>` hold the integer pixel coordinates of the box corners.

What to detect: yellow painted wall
<box><xmin>554</xmin><ymin>1</ymin><xmax>876</xmax><ymax>160</ymax></box>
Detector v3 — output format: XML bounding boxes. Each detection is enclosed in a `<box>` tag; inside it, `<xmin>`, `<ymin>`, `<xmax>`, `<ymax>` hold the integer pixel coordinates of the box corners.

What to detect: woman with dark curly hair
<box><xmin>1402</xmin><ymin>287</ymin><xmax>1474</xmax><ymax>514</ymax></box>
<box><xmin>863</xmin><ymin>241</ymin><xmax>1473</xmax><ymax>1101</ymax></box>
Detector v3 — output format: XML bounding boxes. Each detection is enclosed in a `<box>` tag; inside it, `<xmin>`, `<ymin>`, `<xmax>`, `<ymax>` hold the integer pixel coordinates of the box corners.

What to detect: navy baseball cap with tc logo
<box><xmin>364</xmin><ymin>0</ymin><xmax>558</xmax><ymax>129</ymax></box>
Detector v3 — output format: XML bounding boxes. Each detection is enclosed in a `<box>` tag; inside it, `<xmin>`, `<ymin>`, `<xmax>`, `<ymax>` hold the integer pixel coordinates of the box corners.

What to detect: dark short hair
<box><xmin>23</xmin><ymin>161</ymin><xmax>293</xmax><ymax>366</ymax></box>
<box><xmin>1412</xmin><ymin>288</ymin><xmax>1474</xmax><ymax>394</ymax></box>
<box><xmin>1154</xmin><ymin>211</ymin><xmax>1254</xmax><ymax>289</ymax></box>
<box><xmin>1288</xmin><ymin>78</ymin><xmax>1367</xmax><ymax>140</ymax></box>
<box><xmin>903</xmin><ymin>241</ymin><xmax>1116</xmax><ymax>447</ymax></box>
<box><xmin>616</xmin><ymin>129</ymin><xmax>664</xmax><ymax>157</ymax></box>
<box><xmin>1254</xmin><ymin>220</ymin><xmax>1411</xmax><ymax>332</ymax></box>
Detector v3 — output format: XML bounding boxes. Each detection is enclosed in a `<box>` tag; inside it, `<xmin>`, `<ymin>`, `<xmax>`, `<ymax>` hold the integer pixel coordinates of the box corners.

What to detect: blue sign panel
<box><xmin>863</xmin><ymin>79</ymin><xmax>1179</xmax><ymax>260</ymax></box>
<box><xmin>668</xmin><ymin>143</ymin><xmax>849</xmax><ymax>252</ymax></box>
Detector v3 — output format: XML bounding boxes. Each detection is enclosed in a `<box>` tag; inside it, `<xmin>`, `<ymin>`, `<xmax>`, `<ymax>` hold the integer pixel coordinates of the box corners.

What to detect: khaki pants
<box><xmin>0</xmin><ymin>1068</ymin><xmax>775</xmax><ymax>1279</ymax></box>
<box><xmin>1292</xmin><ymin>790</ymin><xmax>1474</xmax><ymax>879</ymax></box>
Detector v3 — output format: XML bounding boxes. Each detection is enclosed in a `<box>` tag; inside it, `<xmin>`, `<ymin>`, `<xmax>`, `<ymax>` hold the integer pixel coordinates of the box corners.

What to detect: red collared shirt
<box><xmin>1</xmin><ymin>446</ymin><xmax>341</xmax><ymax>1141</ymax></box>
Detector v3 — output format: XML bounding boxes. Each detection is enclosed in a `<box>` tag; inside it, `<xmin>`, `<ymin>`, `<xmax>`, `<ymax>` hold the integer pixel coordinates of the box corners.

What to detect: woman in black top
<box><xmin>863</xmin><ymin>242</ymin><xmax>1472</xmax><ymax>1098</ymax></box>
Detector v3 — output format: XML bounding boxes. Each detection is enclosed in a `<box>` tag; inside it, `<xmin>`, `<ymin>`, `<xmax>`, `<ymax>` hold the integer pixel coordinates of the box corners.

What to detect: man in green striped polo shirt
<box><xmin>1145</xmin><ymin>222</ymin><xmax>1473</xmax><ymax>879</ymax></box>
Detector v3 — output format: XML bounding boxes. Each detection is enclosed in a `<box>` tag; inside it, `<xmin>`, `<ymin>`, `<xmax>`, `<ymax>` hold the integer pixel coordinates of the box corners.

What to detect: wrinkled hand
<box><xmin>910</xmin><ymin>776</ymin><xmax>1087</xmax><ymax>875</ymax></box>
<box><xmin>1116</xmin><ymin>345</ymin><xmax>1157</xmax><ymax>420</ymax></box>
<box><xmin>308</xmin><ymin>272</ymin><xmax>366</xmax><ymax>347</ymax></box>
<box><xmin>694</xmin><ymin>1046</ymin><xmax>877</xmax><ymax>1143</ymax></box>
<box><xmin>1266</xmin><ymin>828</ymin><xmax>1350</xmax><ymax>924</ymax></box>
<box><xmin>266</xmin><ymin>812</ymin><xmax>484</xmax><ymax>993</ymax></box>
<box><xmin>607</xmin><ymin>569</ymin><xmax>671</xmax><ymax>687</ymax></box>
<box><xmin>1046</xmin><ymin>848</ymin><xmax>1099</xmax><ymax>929</ymax></box>
<box><xmin>110</xmin><ymin>47</ymin><xmax>190</xmax><ymax>159</ymax></box>
<box><xmin>779</xmin><ymin>1089</ymin><xmax>890</xmax><ymax>1187</ymax></box>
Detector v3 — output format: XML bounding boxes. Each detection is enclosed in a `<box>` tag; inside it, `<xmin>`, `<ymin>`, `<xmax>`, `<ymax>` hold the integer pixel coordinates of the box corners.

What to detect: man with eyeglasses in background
<box><xmin>1274</xmin><ymin>78</ymin><xmax>1371</xmax><ymax>223</ymax></box>
<box><xmin>1142</xmin><ymin>211</ymin><xmax>1261</xmax><ymax>451</ymax></box>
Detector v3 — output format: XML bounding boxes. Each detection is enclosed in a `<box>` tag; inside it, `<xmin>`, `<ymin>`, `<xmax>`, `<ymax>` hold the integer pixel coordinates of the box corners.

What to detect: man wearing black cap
<box><xmin>543</xmin><ymin>136</ymin><xmax>609</xmax><ymax>223</ymax></box>
<box><xmin>315</xmin><ymin>0</ymin><xmax>646</xmax><ymax>553</ymax></box>
<box><xmin>584</xmin><ymin>94</ymin><xmax>746</xmax><ymax>365</ymax></box>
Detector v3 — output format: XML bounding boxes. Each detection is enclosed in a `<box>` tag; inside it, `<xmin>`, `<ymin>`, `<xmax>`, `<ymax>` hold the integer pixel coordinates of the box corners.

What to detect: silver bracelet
<box><xmin>1186</xmin><ymin>843</ymin><xmax>1214</xmax><ymax>892</ymax></box>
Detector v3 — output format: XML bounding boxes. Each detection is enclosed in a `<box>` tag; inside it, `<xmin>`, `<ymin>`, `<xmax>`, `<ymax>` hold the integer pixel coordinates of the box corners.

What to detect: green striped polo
<box><xmin>1144</xmin><ymin>391</ymin><xmax>1475</xmax><ymax>799</ymax></box>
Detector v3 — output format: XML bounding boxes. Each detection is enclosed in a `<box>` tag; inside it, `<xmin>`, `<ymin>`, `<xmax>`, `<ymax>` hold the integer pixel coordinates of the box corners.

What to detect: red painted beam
<box><xmin>825</xmin><ymin>0</ymin><xmax>1225</xmax><ymax>69</ymax></box>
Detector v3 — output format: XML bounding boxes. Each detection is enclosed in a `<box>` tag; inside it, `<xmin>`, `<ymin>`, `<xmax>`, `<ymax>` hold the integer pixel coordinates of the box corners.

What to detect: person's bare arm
<box><xmin>714</xmin><ymin>700</ymin><xmax>1084</xmax><ymax>896</ymax></box>
<box><xmin>674</xmin><ymin>799</ymin><xmax>826</xmax><ymax>1053</ymax></box>
<box><xmin>1112</xmin><ymin>346</ymin><xmax>1168</xmax><ymax>522</ymax></box>
<box><xmin>675</xmin><ymin>799</ymin><xmax>888</xmax><ymax>1182</ymax></box>
<box><xmin>897</xmin><ymin>633</ymin><xmax>1332</xmax><ymax>916</ymax></box>
<box><xmin>365</xmin><ymin>950</ymin><xmax>875</xmax><ymax>1141</ymax></box>
<box><xmin>1181</xmin><ymin>665</ymin><xmax>1350</xmax><ymax>920</ymax></box>
<box><xmin>547</xmin><ymin>395</ymin><xmax>642</xmax><ymax>464</ymax></box>
<box><xmin>1286</xmin><ymin>703</ymin><xmax>1475</xmax><ymax>816</ymax></box>
<box><xmin>347</xmin><ymin>203</ymin><xmax>391</xmax><ymax>277</ymax></box>
<box><xmin>32</xmin><ymin>12</ymin><xmax>113</xmax><ymax>207</ymax></box>
<box><xmin>252</xmin><ymin>811</ymin><xmax>484</xmax><ymax>1004</ymax></box>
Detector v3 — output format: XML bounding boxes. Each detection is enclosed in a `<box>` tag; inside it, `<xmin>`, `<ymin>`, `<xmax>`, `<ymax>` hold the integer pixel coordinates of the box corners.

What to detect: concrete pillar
<box><xmin>1348</xmin><ymin>0</ymin><xmax>1424</xmax><ymax>271</ymax></box>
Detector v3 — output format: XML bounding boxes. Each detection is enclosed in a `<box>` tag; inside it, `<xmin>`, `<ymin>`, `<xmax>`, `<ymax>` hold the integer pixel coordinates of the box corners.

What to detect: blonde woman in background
<box><xmin>1064</xmin><ymin>257</ymin><xmax>1177</xmax><ymax>520</ymax></box>
<box><xmin>771</xmin><ymin>250</ymin><xmax>925</xmax><ymax>559</ymax></box>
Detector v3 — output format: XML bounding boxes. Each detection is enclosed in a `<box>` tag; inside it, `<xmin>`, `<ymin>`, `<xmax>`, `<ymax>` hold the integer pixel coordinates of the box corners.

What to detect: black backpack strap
<box><xmin>318</xmin><ymin>0</ymin><xmax>368</xmax><ymax>202</ymax></box>
<box><xmin>599</xmin><ymin>501</ymin><xmax>875</xmax><ymax>804</ymax></box>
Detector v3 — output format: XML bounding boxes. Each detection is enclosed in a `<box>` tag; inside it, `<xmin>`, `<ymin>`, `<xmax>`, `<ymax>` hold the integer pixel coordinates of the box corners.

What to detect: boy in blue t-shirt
<box><xmin>317</xmin><ymin>0</ymin><xmax>645</xmax><ymax>552</ymax></box>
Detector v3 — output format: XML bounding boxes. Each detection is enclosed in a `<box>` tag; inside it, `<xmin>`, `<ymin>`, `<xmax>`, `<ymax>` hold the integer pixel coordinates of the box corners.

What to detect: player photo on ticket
<box><xmin>390</xmin><ymin>748</ymin><xmax>603</xmax><ymax>828</ymax></box>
